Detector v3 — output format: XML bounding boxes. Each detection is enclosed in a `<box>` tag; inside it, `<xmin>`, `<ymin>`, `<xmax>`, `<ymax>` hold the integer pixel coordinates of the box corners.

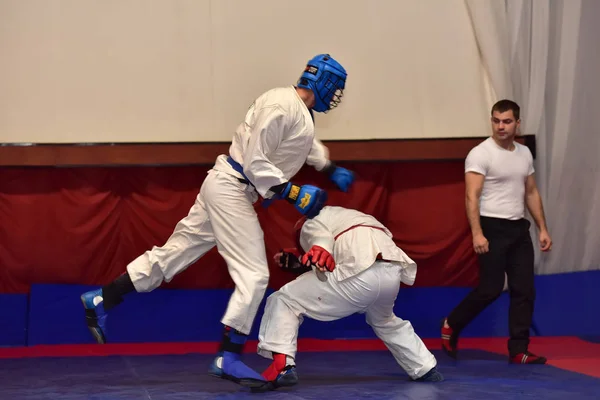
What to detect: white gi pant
<box><xmin>257</xmin><ymin>261</ymin><xmax>437</xmax><ymax>379</ymax></box>
<box><xmin>126</xmin><ymin>169</ymin><xmax>269</xmax><ymax>335</ymax></box>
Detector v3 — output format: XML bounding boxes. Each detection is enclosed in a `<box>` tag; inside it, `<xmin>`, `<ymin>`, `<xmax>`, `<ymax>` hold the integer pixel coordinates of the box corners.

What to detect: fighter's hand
<box><xmin>329</xmin><ymin>166</ymin><xmax>355</xmax><ymax>192</ymax></box>
<box><xmin>281</xmin><ymin>182</ymin><xmax>328</xmax><ymax>218</ymax></box>
<box><xmin>301</xmin><ymin>245</ymin><xmax>335</xmax><ymax>272</ymax></box>
<box><xmin>539</xmin><ymin>230</ymin><xmax>552</xmax><ymax>252</ymax></box>
<box><xmin>273</xmin><ymin>252</ymin><xmax>286</xmax><ymax>268</ymax></box>
<box><xmin>473</xmin><ymin>234</ymin><xmax>489</xmax><ymax>254</ymax></box>
<box><xmin>322</xmin><ymin>162</ymin><xmax>355</xmax><ymax>192</ymax></box>
<box><xmin>275</xmin><ymin>248</ymin><xmax>311</xmax><ymax>275</ymax></box>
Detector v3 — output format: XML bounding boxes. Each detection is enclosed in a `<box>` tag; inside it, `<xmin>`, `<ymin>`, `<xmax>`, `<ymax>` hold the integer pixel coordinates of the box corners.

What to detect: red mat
<box><xmin>457</xmin><ymin>336</ymin><xmax>600</xmax><ymax>379</ymax></box>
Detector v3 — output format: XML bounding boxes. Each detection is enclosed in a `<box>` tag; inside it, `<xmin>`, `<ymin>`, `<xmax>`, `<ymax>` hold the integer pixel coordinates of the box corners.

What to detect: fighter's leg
<box><xmin>257</xmin><ymin>271</ymin><xmax>344</xmax><ymax>360</ymax></box>
<box><xmin>202</xmin><ymin>171</ymin><xmax>269</xmax><ymax>335</ymax></box>
<box><xmin>365</xmin><ymin>262</ymin><xmax>440</xmax><ymax>381</ymax></box>
<box><xmin>126</xmin><ymin>187</ymin><xmax>216</xmax><ymax>293</ymax></box>
<box><xmin>201</xmin><ymin>171</ymin><xmax>270</xmax><ymax>388</ymax></box>
<box><xmin>81</xmin><ymin>179</ymin><xmax>217</xmax><ymax>344</ymax></box>
<box><xmin>256</xmin><ymin>264</ymin><xmax>385</xmax><ymax>390</ymax></box>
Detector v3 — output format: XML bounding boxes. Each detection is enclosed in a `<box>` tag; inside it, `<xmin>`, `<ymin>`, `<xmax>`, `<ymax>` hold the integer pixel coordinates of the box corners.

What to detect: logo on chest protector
<box><xmin>298</xmin><ymin>193</ymin><xmax>312</xmax><ymax>209</ymax></box>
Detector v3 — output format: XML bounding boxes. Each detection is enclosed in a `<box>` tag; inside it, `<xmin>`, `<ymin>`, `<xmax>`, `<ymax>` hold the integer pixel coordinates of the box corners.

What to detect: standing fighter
<box><xmin>441</xmin><ymin>99</ymin><xmax>552</xmax><ymax>364</ymax></box>
<box><xmin>80</xmin><ymin>54</ymin><xmax>355</xmax><ymax>389</ymax></box>
<box><xmin>255</xmin><ymin>206</ymin><xmax>443</xmax><ymax>391</ymax></box>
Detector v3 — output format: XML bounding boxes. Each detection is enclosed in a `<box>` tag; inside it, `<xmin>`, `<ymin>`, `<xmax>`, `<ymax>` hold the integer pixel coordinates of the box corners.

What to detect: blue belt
<box><xmin>227</xmin><ymin>156</ymin><xmax>276</xmax><ymax>208</ymax></box>
<box><xmin>227</xmin><ymin>156</ymin><xmax>253</xmax><ymax>186</ymax></box>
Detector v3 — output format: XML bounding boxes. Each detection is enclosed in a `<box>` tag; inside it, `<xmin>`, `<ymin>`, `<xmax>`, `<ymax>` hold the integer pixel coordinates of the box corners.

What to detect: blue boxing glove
<box><xmin>274</xmin><ymin>182</ymin><xmax>328</xmax><ymax>218</ymax></box>
<box><xmin>323</xmin><ymin>162</ymin><xmax>355</xmax><ymax>192</ymax></box>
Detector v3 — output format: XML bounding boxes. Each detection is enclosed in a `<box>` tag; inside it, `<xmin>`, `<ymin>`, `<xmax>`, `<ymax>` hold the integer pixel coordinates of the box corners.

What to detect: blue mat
<box><xmin>11</xmin><ymin>269</ymin><xmax>600</xmax><ymax>346</ymax></box>
<box><xmin>0</xmin><ymin>294</ymin><xmax>28</xmax><ymax>347</ymax></box>
<box><xmin>26</xmin><ymin>284</ymin><xmax>512</xmax><ymax>345</ymax></box>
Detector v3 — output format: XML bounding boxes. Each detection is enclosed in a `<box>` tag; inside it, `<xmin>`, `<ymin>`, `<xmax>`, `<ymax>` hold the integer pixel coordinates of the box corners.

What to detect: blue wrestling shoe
<box><xmin>80</xmin><ymin>289</ymin><xmax>107</xmax><ymax>344</ymax></box>
<box><xmin>414</xmin><ymin>366</ymin><xmax>444</xmax><ymax>382</ymax></box>
<box><xmin>208</xmin><ymin>351</ymin><xmax>267</xmax><ymax>389</ymax></box>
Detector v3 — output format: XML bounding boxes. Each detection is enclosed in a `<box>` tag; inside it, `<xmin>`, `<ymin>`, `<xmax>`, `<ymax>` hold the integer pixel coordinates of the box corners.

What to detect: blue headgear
<box><xmin>297</xmin><ymin>54</ymin><xmax>347</xmax><ymax>113</ymax></box>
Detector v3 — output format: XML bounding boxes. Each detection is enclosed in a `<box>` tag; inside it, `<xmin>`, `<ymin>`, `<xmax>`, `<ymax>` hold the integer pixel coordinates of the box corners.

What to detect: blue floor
<box><xmin>1</xmin><ymin>350</ymin><xmax>598</xmax><ymax>399</ymax></box>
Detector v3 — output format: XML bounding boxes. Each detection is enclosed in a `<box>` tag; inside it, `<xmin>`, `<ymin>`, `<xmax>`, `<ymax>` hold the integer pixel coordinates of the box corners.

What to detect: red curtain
<box><xmin>0</xmin><ymin>161</ymin><xmax>478</xmax><ymax>294</ymax></box>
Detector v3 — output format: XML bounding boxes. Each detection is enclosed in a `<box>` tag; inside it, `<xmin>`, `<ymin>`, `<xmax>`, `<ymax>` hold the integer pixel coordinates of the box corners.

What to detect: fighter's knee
<box><xmin>265</xmin><ymin>290</ymin><xmax>288</xmax><ymax>308</ymax></box>
<box><xmin>266</xmin><ymin>290</ymin><xmax>281</xmax><ymax>302</ymax></box>
<box><xmin>256</xmin><ymin>269</ymin><xmax>270</xmax><ymax>289</ymax></box>
<box><xmin>365</xmin><ymin>316</ymin><xmax>378</xmax><ymax>327</ymax></box>
<box><xmin>245</xmin><ymin>270</ymin><xmax>269</xmax><ymax>298</ymax></box>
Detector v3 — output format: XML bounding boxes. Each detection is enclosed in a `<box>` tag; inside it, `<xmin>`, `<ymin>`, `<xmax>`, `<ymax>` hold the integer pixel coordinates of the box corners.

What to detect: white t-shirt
<box><xmin>465</xmin><ymin>137</ymin><xmax>534</xmax><ymax>220</ymax></box>
<box><xmin>213</xmin><ymin>86</ymin><xmax>329</xmax><ymax>199</ymax></box>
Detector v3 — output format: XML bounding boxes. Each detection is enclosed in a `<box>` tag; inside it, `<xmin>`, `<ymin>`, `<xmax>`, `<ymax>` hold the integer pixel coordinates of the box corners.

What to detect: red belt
<box><xmin>334</xmin><ymin>224</ymin><xmax>388</xmax><ymax>261</ymax></box>
<box><xmin>334</xmin><ymin>224</ymin><xmax>387</xmax><ymax>240</ymax></box>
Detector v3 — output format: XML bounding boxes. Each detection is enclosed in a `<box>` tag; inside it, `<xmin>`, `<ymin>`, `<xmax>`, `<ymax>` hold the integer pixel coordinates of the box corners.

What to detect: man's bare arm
<box><xmin>465</xmin><ymin>172</ymin><xmax>485</xmax><ymax>236</ymax></box>
<box><xmin>525</xmin><ymin>174</ymin><xmax>548</xmax><ymax>232</ymax></box>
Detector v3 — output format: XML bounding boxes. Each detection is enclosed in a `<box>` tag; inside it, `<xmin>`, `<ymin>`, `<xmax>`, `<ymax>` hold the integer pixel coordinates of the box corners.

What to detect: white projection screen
<box><xmin>0</xmin><ymin>0</ymin><xmax>496</xmax><ymax>144</ymax></box>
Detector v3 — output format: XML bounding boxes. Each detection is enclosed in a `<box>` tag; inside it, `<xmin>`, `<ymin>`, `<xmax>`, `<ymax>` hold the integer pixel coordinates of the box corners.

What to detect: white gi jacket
<box><xmin>213</xmin><ymin>86</ymin><xmax>329</xmax><ymax>199</ymax></box>
<box><xmin>298</xmin><ymin>206</ymin><xmax>418</xmax><ymax>285</ymax></box>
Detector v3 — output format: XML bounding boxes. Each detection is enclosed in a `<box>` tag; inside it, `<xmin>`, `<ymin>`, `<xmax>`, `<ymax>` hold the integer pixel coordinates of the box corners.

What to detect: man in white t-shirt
<box><xmin>441</xmin><ymin>99</ymin><xmax>552</xmax><ymax>365</ymax></box>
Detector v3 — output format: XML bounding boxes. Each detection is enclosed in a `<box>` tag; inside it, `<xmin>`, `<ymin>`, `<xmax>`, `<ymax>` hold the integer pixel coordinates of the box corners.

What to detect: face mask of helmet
<box><xmin>297</xmin><ymin>54</ymin><xmax>347</xmax><ymax>113</ymax></box>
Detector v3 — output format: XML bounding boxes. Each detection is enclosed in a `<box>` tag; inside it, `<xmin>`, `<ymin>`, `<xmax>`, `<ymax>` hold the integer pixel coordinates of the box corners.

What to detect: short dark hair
<box><xmin>491</xmin><ymin>99</ymin><xmax>520</xmax><ymax>120</ymax></box>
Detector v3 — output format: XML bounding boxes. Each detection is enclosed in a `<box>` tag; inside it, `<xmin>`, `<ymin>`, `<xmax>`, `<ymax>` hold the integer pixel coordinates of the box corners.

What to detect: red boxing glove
<box><xmin>301</xmin><ymin>245</ymin><xmax>335</xmax><ymax>272</ymax></box>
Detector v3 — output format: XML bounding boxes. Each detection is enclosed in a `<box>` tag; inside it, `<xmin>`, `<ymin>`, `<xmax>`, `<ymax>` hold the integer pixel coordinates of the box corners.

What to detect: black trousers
<box><xmin>447</xmin><ymin>216</ymin><xmax>535</xmax><ymax>356</ymax></box>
